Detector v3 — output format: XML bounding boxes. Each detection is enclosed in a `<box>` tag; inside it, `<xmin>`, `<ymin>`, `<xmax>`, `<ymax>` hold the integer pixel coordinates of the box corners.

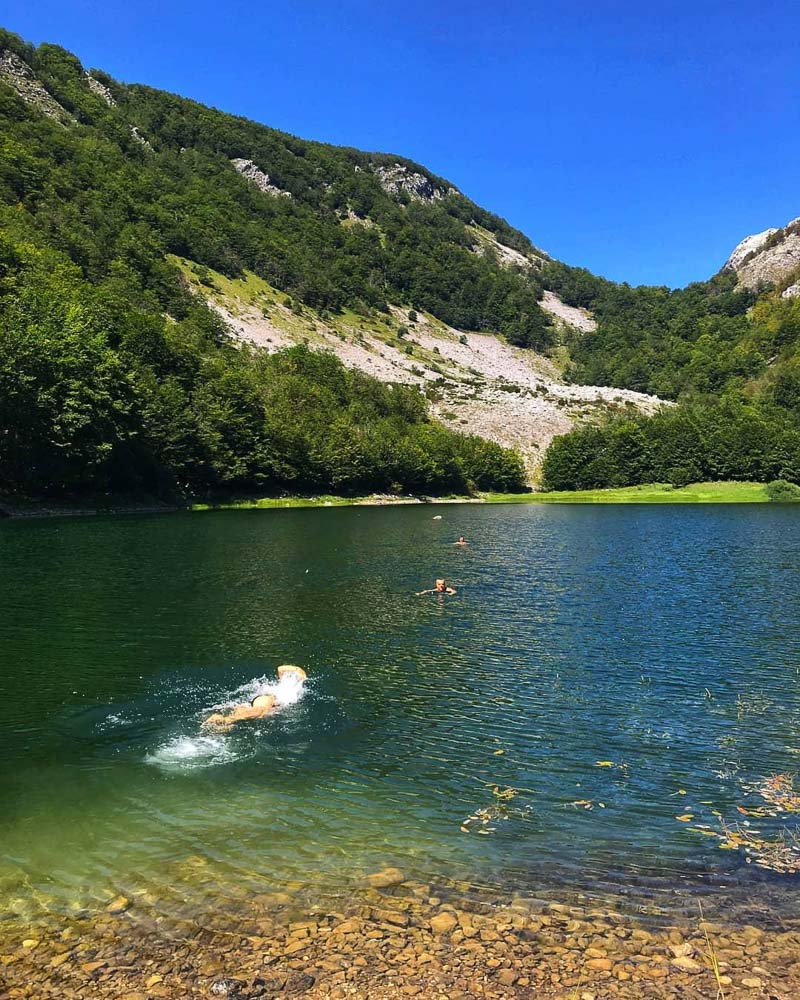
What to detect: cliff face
<box><xmin>0</xmin><ymin>48</ymin><xmax>73</xmax><ymax>122</ymax></box>
<box><xmin>723</xmin><ymin>217</ymin><xmax>800</xmax><ymax>294</ymax></box>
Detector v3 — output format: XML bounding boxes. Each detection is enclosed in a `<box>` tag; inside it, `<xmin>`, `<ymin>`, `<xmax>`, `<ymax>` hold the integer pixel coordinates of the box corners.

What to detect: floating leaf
<box><xmin>596</xmin><ymin>761</ymin><xmax>614</xmax><ymax>768</ymax></box>
<box><xmin>676</xmin><ymin>814</ymin><xmax>694</xmax><ymax>822</ymax></box>
<box><xmin>493</xmin><ymin>749</ymin><xmax>505</xmax><ymax>755</ymax></box>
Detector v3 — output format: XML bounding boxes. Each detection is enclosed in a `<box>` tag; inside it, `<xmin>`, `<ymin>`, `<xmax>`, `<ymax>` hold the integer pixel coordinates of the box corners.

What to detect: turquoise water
<box><xmin>1</xmin><ymin>504</ymin><xmax>799</xmax><ymax>924</ymax></box>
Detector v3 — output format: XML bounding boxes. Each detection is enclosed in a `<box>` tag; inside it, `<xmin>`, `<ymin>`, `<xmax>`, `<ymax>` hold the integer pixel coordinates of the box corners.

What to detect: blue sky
<box><xmin>5</xmin><ymin>1</ymin><xmax>799</xmax><ymax>286</ymax></box>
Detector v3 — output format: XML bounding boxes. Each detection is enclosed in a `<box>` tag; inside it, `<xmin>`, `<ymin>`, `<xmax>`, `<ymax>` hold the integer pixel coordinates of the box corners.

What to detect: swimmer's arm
<box><xmin>415</xmin><ymin>589</ymin><xmax>434</xmax><ymax>595</ymax></box>
<box><xmin>446</xmin><ymin>587</ymin><xmax>457</xmax><ymax>594</ymax></box>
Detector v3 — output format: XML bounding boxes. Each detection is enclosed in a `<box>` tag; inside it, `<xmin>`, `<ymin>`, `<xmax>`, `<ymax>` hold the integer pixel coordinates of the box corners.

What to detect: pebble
<box><xmin>365</xmin><ymin>868</ymin><xmax>406</xmax><ymax>889</ymax></box>
<box><xmin>429</xmin><ymin>913</ymin><xmax>457</xmax><ymax>936</ymax></box>
<box><xmin>670</xmin><ymin>956</ymin><xmax>703</xmax><ymax>973</ymax></box>
<box><xmin>586</xmin><ymin>958</ymin><xmax>613</xmax><ymax>972</ymax></box>
<box><xmin>1</xmin><ymin>878</ymin><xmax>798</xmax><ymax>1000</ymax></box>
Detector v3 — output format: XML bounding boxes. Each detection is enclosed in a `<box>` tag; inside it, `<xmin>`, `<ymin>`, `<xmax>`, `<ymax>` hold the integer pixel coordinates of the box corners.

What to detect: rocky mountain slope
<box><xmin>174</xmin><ymin>259</ymin><xmax>660</xmax><ymax>478</ymax></box>
<box><xmin>723</xmin><ymin>217</ymin><xmax>800</xmax><ymax>296</ymax></box>
<box><xmin>0</xmin><ymin>29</ymin><xmax>666</xmax><ymax>483</ymax></box>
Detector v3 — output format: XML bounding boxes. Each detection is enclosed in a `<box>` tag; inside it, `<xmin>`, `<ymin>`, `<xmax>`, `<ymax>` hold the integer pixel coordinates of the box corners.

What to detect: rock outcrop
<box><xmin>231</xmin><ymin>158</ymin><xmax>292</xmax><ymax>198</ymax></box>
<box><xmin>373</xmin><ymin>163</ymin><xmax>455</xmax><ymax>202</ymax></box>
<box><xmin>129</xmin><ymin>125</ymin><xmax>152</xmax><ymax>150</ymax></box>
<box><xmin>724</xmin><ymin>226</ymin><xmax>779</xmax><ymax>272</ymax></box>
<box><xmin>0</xmin><ymin>49</ymin><xmax>74</xmax><ymax>123</ymax></box>
<box><xmin>85</xmin><ymin>73</ymin><xmax>116</xmax><ymax>106</ymax></box>
<box><xmin>723</xmin><ymin>217</ymin><xmax>800</xmax><ymax>291</ymax></box>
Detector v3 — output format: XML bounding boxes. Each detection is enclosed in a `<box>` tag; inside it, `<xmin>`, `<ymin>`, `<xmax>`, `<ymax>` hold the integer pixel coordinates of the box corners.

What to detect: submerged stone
<box><xmin>365</xmin><ymin>868</ymin><xmax>405</xmax><ymax>889</ymax></box>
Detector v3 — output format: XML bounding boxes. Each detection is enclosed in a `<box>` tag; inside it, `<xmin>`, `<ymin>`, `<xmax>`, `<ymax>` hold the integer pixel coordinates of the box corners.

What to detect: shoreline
<box><xmin>2</xmin><ymin>871</ymin><xmax>797</xmax><ymax>999</ymax></box>
<box><xmin>0</xmin><ymin>482</ymin><xmax>781</xmax><ymax>520</ymax></box>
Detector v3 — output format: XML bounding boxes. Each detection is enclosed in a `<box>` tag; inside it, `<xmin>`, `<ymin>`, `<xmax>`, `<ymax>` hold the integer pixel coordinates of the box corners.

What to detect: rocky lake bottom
<box><xmin>2</xmin><ymin>869</ymin><xmax>800</xmax><ymax>1000</ymax></box>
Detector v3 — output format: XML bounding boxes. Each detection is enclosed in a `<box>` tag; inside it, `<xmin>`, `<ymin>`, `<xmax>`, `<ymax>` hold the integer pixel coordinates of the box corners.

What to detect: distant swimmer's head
<box><xmin>277</xmin><ymin>664</ymin><xmax>307</xmax><ymax>682</ymax></box>
<box><xmin>435</xmin><ymin>578</ymin><xmax>447</xmax><ymax>591</ymax></box>
<box><xmin>251</xmin><ymin>693</ymin><xmax>277</xmax><ymax>710</ymax></box>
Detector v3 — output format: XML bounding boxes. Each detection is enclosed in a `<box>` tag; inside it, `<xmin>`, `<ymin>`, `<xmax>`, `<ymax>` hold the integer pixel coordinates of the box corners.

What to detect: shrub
<box><xmin>766</xmin><ymin>479</ymin><xmax>800</xmax><ymax>502</ymax></box>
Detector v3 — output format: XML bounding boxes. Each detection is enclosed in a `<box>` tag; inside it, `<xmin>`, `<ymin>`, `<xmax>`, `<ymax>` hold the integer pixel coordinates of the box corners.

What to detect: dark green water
<box><xmin>1</xmin><ymin>504</ymin><xmax>799</xmax><ymax>924</ymax></box>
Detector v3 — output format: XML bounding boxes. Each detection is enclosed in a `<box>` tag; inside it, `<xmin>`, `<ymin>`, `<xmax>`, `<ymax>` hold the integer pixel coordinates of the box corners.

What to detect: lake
<box><xmin>2</xmin><ymin>503</ymin><xmax>799</xmax><ymax>931</ymax></box>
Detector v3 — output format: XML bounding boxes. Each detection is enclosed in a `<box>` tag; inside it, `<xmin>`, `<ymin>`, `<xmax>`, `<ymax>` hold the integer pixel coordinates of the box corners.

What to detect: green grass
<box><xmin>190</xmin><ymin>495</ymin><xmax>365</xmax><ymax>511</ymax></box>
<box><xmin>481</xmin><ymin>482</ymin><xmax>770</xmax><ymax>504</ymax></box>
<box><xmin>193</xmin><ymin>481</ymin><xmax>771</xmax><ymax>512</ymax></box>
<box><xmin>1</xmin><ymin>482</ymin><xmax>775</xmax><ymax>519</ymax></box>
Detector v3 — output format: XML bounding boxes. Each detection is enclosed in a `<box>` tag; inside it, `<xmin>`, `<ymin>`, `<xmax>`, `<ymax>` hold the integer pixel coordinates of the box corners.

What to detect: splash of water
<box><xmin>214</xmin><ymin>671</ymin><xmax>307</xmax><ymax>710</ymax></box>
<box><xmin>145</xmin><ymin>734</ymin><xmax>236</xmax><ymax>770</ymax></box>
<box><xmin>145</xmin><ymin>670</ymin><xmax>308</xmax><ymax>770</ymax></box>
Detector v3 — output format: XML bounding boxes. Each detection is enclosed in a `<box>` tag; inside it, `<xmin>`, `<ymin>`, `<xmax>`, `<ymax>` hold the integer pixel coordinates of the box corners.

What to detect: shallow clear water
<box><xmin>1</xmin><ymin>504</ymin><xmax>799</xmax><ymax>923</ymax></box>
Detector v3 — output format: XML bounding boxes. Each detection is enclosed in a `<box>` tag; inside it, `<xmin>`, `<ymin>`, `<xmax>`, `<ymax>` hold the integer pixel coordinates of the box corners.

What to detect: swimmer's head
<box><xmin>277</xmin><ymin>664</ymin><xmax>307</xmax><ymax>682</ymax></box>
<box><xmin>435</xmin><ymin>578</ymin><xmax>447</xmax><ymax>591</ymax></box>
<box><xmin>251</xmin><ymin>693</ymin><xmax>277</xmax><ymax>710</ymax></box>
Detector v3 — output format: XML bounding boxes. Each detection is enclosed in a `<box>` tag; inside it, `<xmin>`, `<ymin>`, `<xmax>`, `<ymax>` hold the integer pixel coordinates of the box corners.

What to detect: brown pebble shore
<box><xmin>1</xmin><ymin>870</ymin><xmax>799</xmax><ymax>999</ymax></box>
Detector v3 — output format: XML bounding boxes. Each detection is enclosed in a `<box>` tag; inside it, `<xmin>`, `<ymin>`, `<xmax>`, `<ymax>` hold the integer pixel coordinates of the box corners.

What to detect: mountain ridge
<box><xmin>1</xmin><ymin>26</ymin><xmax>798</xmax><ymax>500</ymax></box>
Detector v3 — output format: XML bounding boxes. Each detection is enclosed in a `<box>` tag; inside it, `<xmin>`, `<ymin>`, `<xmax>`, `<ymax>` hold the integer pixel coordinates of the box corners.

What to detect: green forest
<box><xmin>0</xmin><ymin>29</ymin><xmax>538</xmax><ymax>499</ymax></box>
<box><xmin>540</xmin><ymin>262</ymin><xmax>800</xmax><ymax>490</ymax></box>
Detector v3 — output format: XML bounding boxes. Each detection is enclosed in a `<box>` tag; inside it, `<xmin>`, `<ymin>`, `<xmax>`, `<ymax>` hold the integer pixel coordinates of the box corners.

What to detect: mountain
<box><xmin>539</xmin><ymin>228</ymin><xmax>800</xmax><ymax>491</ymax></box>
<box><xmin>722</xmin><ymin>217</ymin><xmax>800</xmax><ymax>296</ymax></box>
<box><xmin>1</xmin><ymin>27</ymin><xmax>798</xmax><ymax>503</ymax></box>
<box><xmin>0</xmin><ymin>28</ymin><xmax>665</xmax><ymax>498</ymax></box>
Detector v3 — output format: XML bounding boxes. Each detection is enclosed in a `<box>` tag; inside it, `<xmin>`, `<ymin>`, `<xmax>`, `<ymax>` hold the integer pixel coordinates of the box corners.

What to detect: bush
<box><xmin>766</xmin><ymin>479</ymin><xmax>800</xmax><ymax>502</ymax></box>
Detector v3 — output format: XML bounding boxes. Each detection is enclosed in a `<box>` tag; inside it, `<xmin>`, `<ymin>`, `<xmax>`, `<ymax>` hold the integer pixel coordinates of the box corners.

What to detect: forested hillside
<box><xmin>0</xmin><ymin>28</ymin><xmax>554</xmax><ymax>498</ymax></box>
<box><xmin>2</xmin><ymin>26</ymin><xmax>799</xmax><ymax>501</ymax></box>
<box><xmin>540</xmin><ymin>263</ymin><xmax>800</xmax><ymax>489</ymax></box>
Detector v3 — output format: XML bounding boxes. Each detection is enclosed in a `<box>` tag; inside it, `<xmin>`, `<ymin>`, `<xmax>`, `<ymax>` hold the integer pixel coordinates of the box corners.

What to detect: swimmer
<box><xmin>455</xmin><ymin>536</ymin><xmax>467</xmax><ymax>545</ymax></box>
<box><xmin>202</xmin><ymin>693</ymin><xmax>277</xmax><ymax>730</ymax></box>
<box><xmin>202</xmin><ymin>664</ymin><xmax>308</xmax><ymax>729</ymax></box>
<box><xmin>416</xmin><ymin>577</ymin><xmax>456</xmax><ymax>596</ymax></box>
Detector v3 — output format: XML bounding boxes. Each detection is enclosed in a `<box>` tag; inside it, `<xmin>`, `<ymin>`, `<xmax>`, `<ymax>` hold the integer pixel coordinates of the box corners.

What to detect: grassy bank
<box><xmin>2</xmin><ymin>482</ymin><xmax>785</xmax><ymax>519</ymax></box>
<box><xmin>483</xmin><ymin>481</ymin><xmax>771</xmax><ymax>504</ymax></box>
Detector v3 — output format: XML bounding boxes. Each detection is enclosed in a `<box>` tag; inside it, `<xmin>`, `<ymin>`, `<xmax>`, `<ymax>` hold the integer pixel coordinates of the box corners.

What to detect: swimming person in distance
<box><xmin>416</xmin><ymin>578</ymin><xmax>456</xmax><ymax>596</ymax></box>
<box><xmin>455</xmin><ymin>536</ymin><xmax>468</xmax><ymax>545</ymax></box>
<box><xmin>202</xmin><ymin>665</ymin><xmax>307</xmax><ymax>730</ymax></box>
